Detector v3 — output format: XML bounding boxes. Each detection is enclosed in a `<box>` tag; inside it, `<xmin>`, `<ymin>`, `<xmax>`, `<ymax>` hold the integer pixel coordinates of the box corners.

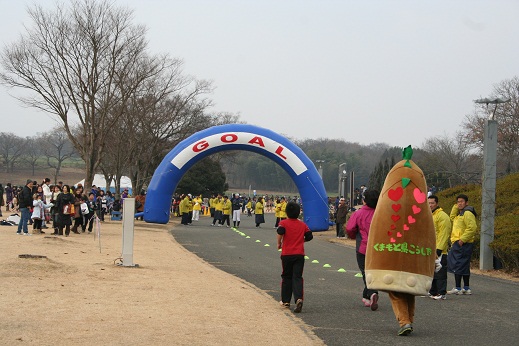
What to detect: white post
<box><xmin>121</xmin><ymin>197</ymin><xmax>137</xmax><ymax>267</ymax></box>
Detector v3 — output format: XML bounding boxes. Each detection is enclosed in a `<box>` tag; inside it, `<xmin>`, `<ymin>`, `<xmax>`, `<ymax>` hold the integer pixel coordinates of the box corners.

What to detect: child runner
<box><xmin>276</xmin><ymin>201</ymin><xmax>313</xmax><ymax>313</ymax></box>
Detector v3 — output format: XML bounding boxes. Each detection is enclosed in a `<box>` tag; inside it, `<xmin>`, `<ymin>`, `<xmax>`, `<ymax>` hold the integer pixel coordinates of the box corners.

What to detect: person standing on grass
<box><xmin>55</xmin><ymin>184</ymin><xmax>74</xmax><ymax>236</ymax></box>
<box><xmin>335</xmin><ymin>198</ymin><xmax>348</xmax><ymax>238</ymax></box>
<box><xmin>17</xmin><ymin>180</ymin><xmax>34</xmax><ymax>235</ymax></box>
<box><xmin>0</xmin><ymin>183</ymin><xmax>4</xmax><ymax>216</ymax></box>
<box><xmin>277</xmin><ymin>201</ymin><xmax>313</xmax><ymax>313</ymax></box>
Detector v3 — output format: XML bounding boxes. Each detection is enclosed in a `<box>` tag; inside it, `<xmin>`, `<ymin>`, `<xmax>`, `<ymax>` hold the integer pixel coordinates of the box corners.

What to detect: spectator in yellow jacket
<box><xmin>447</xmin><ymin>194</ymin><xmax>477</xmax><ymax>296</ymax></box>
<box><xmin>220</xmin><ymin>195</ymin><xmax>232</xmax><ymax>227</ymax></box>
<box><xmin>255</xmin><ymin>197</ymin><xmax>265</xmax><ymax>227</ymax></box>
<box><xmin>428</xmin><ymin>195</ymin><xmax>452</xmax><ymax>299</ymax></box>
<box><xmin>192</xmin><ymin>195</ymin><xmax>202</xmax><ymax>221</ymax></box>
<box><xmin>211</xmin><ymin>195</ymin><xmax>223</xmax><ymax>226</ymax></box>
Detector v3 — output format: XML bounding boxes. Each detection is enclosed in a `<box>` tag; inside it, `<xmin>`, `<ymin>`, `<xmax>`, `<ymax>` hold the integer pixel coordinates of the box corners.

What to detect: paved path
<box><xmin>172</xmin><ymin>213</ymin><xmax>518</xmax><ymax>345</ymax></box>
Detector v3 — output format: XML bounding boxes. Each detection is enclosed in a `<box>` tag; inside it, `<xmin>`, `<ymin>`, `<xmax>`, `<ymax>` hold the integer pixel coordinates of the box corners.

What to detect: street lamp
<box><xmin>316</xmin><ymin>160</ymin><xmax>325</xmax><ymax>178</ymax></box>
<box><xmin>338</xmin><ymin>163</ymin><xmax>347</xmax><ymax>197</ymax></box>
<box><xmin>474</xmin><ymin>96</ymin><xmax>510</xmax><ymax>270</ymax></box>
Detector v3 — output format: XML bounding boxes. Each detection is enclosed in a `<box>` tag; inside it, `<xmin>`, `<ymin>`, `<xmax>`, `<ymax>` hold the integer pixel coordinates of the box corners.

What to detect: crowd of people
<box><xmin>169</xmin><ymin>193</ymin><xmax>301</xmax><ymax>229</ymax></box>
<box><xmin>2</xmin><ymin>177</ymin><xmax>476</xmax><ymax>337</ymax></box>
<box><xmin>0</xmin><ymin>178</ymin><xmax>139</xmax><ymax>236</ymax></box>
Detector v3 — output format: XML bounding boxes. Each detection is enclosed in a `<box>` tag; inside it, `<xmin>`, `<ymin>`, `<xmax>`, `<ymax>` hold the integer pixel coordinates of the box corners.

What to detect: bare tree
<box><xmin>40</xmin><ymin>130</ymin><xmax>77</xmax><ymax>184</ymax></box>
<box><xmin>0</xmin><ymin>0</ymin><xmax>178</xmax><ymax>189</ymax></box>
<box><xmin>421</xmin><ymin>132</ymin><xmax>480</xmax><ymax>187</ymax></box>
<box><xmin>22</xmin><ymin>137</ymin><xmax>41</xmax><ymax>176</ymax></box>
<box><xmin>0</xmin><ymin>132</ymin><xmax>26</xmax><ymax>173</ymax></box>
<box><xmin>463</xmin><ymin>76</ymin><xmax>519</xmax><ymax>173</ymax></box>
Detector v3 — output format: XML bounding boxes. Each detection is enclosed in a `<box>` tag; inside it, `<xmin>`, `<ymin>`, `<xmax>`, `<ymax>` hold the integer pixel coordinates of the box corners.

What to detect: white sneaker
<box><xmin>462</xmin><ymin>288</ymin><xmax>472</xmax><ymax>295</ymax></box>
<box><xmin>23</xmin><ymin>232</ymin><xmax>32</xmax><ymax>236</ymax></box>
<box><xmin>447</xmin><ymin>287</ymin><xmax>462</xmax><ymax>295</ymax></box>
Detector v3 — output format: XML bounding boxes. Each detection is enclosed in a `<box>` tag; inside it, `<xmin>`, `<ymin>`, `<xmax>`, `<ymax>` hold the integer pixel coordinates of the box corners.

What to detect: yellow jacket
<box><xmin>432</xmin><ymin>207</ymin><xmax>452</xmax><ymax>254</ymax></box>
<box><xmin>222</xmin><ymin>199</ymin><xmax>231</xmax><ymax>215</ymax></box>
<box><xmin>255</xmin><ymin>201</ymin><xmax>264</xmax><ymax>215</ymax></box>
<box><xmin>275</xmin><ymin>202</ymin><xmax>281</xmax><ymax>217</ymax></box>
<box><xmin>450</xmin><ymin>204</ymin><xmax>477</xmax><ymax>243</ymax></box>
<box><xmin>179</xmin><ymin>197</ymin><xmax>191</xmax><ymax>214</ymax></box>
<box><xmin>214</xmin><ymin>198</ymin><xmax>223</xmax><ymax>212</ymax></box>
<box><xmin>279</xmin><ymin>201</ymin><xmax>287</xmax><ymax>219</ymax></box>
<box><xmin>193</xmin><ymin>197</ymin><xmax>202</xmax><ymax>211</ymax></box>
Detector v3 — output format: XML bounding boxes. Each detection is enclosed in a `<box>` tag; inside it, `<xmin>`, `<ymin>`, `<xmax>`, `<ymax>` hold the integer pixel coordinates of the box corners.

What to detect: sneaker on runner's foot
<box><xmin>294</xmin><ymin>299</ymin><xmax>303</xmax><ymax>313</ymax></box>
<box><xmin>370</xmin><ymin>293</ymin><xmax>379</xmax><ymax>311</ymax></box>
<box><xmin>398</xmin><ymin>324</ymin><xmax>413</xmax><ymax>336</ymax></box>
<box><xmin>279</xmin><ymin>301</ymin><xmax>290</xmax><ymax>308</ymax></box>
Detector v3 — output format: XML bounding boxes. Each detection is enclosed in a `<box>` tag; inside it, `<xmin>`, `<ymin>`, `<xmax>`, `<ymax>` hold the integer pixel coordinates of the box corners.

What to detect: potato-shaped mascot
<box><xmin>365</xmin><ymin>145</ymin><xmax>435</xmax><ymax>336</ymax></box>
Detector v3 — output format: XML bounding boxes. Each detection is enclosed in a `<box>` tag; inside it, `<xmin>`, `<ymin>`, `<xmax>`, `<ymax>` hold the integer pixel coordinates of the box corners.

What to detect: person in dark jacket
<box><xmin>17</xmin><ymin>179</ymin><xmax>34</xmax><ymax>235</ymax></box>
<box><xmin>335</xmin><ymin>198</ymin><xmax>348</xmax><ymax>238</ymax></box>
<box><xmin>55</xmin><ymin>185</ymin><xmax>74</xmax><ymax>236</ymax></box>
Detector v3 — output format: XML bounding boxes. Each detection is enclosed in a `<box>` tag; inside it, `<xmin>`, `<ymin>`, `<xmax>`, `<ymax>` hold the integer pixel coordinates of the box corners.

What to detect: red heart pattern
<box><xmin>390</xmin><ymin>224</ymin><xmax>396</xmax><ymax>230</ymax></box>
<box><xmin>408</xmin><ymin>215</ymin><xmax>416</xmax><ymax>224</ymax></box>
<box><xmin>392</xmin><ymin>204</ymin><xmax>401</xmax><ymax>212</ymax></box>
<box><xmin>412</xmin><ymin>205</ymin><xmax>421</xmax><ymax>214</ymax></box>
<box><xmin>388</xmin><ymin>187</ymin><xmax>404</xmax><ymax>201</ymax></box>
<box><xmin>391</xmin><ymin>215</ymin><xmax>400</xmax><ymax>222</ymax></box>
<box><xmin>397</xmin><ymin>232</ymin><xmax>402</xmax><ymax>238</ymax></box>
<box><xmin>413</xmin><ymin>188</ymin><xmax>426</xmax><ymax>204</ymax></box>
<box><xmin>388</xmin><ymin>231</ymin><xmax>393</xmax><ymax>236</ymax></box>
<box><xmin>403</xmin><ymin>224</ymin><xmax>410</xmax><ymax>231</ymax></box>
<box><xmin>390</xmin><ymin>237</ymin><xmax>396</xmax><ymax>243</ymax></box>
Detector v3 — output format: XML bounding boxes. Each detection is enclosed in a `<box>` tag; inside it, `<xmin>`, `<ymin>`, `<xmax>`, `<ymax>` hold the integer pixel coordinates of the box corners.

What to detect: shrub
<box><xmin>436</xmin><ymin>173</ymin><xmax>519</xmax><ymax>272</ymax></box>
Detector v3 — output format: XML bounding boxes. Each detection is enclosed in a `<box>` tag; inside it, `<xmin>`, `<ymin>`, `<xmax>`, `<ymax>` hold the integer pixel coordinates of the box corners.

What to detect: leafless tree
<box><xmin>40</xmin><ymin>130</ymin><xmax>77</xmax><ymax>184</ymax></box>
<box><xmin>462</xmin><ymin>76</ymin><xmax>519</xmax><ymax>173</ymax></box>
<box><xmin>0</xmin><ymin>0</ymin><xmax>180</xmax><ymax>189</ymax></box>
<box><xmin>0</xmin><ymin>132</ymin><xmax>26</xmax><ymax>173</ymax></box>
<box><xmin>22</xmin><ymin>137</ymin><xmax>41</xmax><ymax>176</ymax></box>
<box><xmin>421</xmin><ymin>132</ymin><xmax>481</xmax><ymax>187</ymax></box>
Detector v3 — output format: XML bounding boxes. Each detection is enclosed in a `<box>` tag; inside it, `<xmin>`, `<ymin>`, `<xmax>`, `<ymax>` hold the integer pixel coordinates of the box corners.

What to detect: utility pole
<box><xmin>474</xmin><ymin>97</ymin><xmax>510</xmax><ymax>270</ymax></box>
<box><xmin>316</xmin><ymin>160</ymin><xmax>325</xmax><ymax>178</ymax></box>
<box><xmin>338</xmin><ymin>163</ymin><xmax>346</xmax><ymax>197</ymax></box>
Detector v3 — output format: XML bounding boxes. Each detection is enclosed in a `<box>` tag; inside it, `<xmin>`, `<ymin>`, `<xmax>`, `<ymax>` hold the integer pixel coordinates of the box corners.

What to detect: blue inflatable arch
<box><xmin>144</xmin><ymin>124</ymin><xmax>329</xmax><ymax>231</ymax></box>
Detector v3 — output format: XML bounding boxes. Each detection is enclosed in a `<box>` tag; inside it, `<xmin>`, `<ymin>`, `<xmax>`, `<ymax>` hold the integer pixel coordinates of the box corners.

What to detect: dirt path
<box><xmin>0</xmin><ymin>218</ymin><xmax>324</xmax><ymax>345</ymax></box>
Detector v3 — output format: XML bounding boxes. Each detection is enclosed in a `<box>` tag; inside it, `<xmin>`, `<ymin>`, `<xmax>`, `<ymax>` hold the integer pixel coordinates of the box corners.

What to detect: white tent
<box><xmin>75</xmin><ymin>174</ymin><xmax>132</xmax><ymax>193</ymax></box>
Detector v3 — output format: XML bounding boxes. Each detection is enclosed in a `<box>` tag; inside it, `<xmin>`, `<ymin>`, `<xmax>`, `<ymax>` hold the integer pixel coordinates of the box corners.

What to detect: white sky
<box><xmin>1</xmin><ymin>0</ymin><xmax>518</xmax><ymax>147</ymax></box>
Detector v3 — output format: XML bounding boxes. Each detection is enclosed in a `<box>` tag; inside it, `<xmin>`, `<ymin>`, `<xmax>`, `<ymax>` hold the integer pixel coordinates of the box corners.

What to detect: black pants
<box><xmin>336</xmin><ymin>222</ymin><xmax>345</xmax><ymax>237</ymax></box>
<box><xmin>357</xmin><ymin>252</ymin><xmax>378</xmax><ymax>299</ymax></box>
<box><xmin>430</xmin><ymin>254</ymin><xmax>448</xmax><ymax>295</ymax></box>
<box><xmin>280</xmin><ymin>255</ymin><xmax>305</xmax><ymax>304</ymax></box>
<box><xmin>212</xmin><ymin>211</ymin><xmax>222</xmax><ymax>225</ymax></box>
<box><xmin>181</xmin><ymin>212</ymin><xmax>190</xmax><ymax>225</ymax></box>
<box><xmin>83</xmin><ymin>212</ymin><xmax>95</xmax><ymax>232</ymax></box>
<box><xmin>220</xmin><ymin>214</ymin><xmax>230</xmax><ymax>226</ymax></box>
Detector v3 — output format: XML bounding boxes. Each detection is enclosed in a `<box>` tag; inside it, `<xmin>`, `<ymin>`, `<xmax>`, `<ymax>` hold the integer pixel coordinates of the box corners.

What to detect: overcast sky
<box><xmin>1</xmin><ymin>0</ymin><xmax>518</xmax><ymax>147</ymax></box>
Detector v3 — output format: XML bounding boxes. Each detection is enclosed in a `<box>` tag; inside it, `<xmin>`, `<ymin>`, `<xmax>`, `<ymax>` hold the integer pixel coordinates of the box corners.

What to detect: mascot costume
<box><xmin>365</xmin><ymin>146</ymin><xmax>437</xmax><ymax>336</ymax></box>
